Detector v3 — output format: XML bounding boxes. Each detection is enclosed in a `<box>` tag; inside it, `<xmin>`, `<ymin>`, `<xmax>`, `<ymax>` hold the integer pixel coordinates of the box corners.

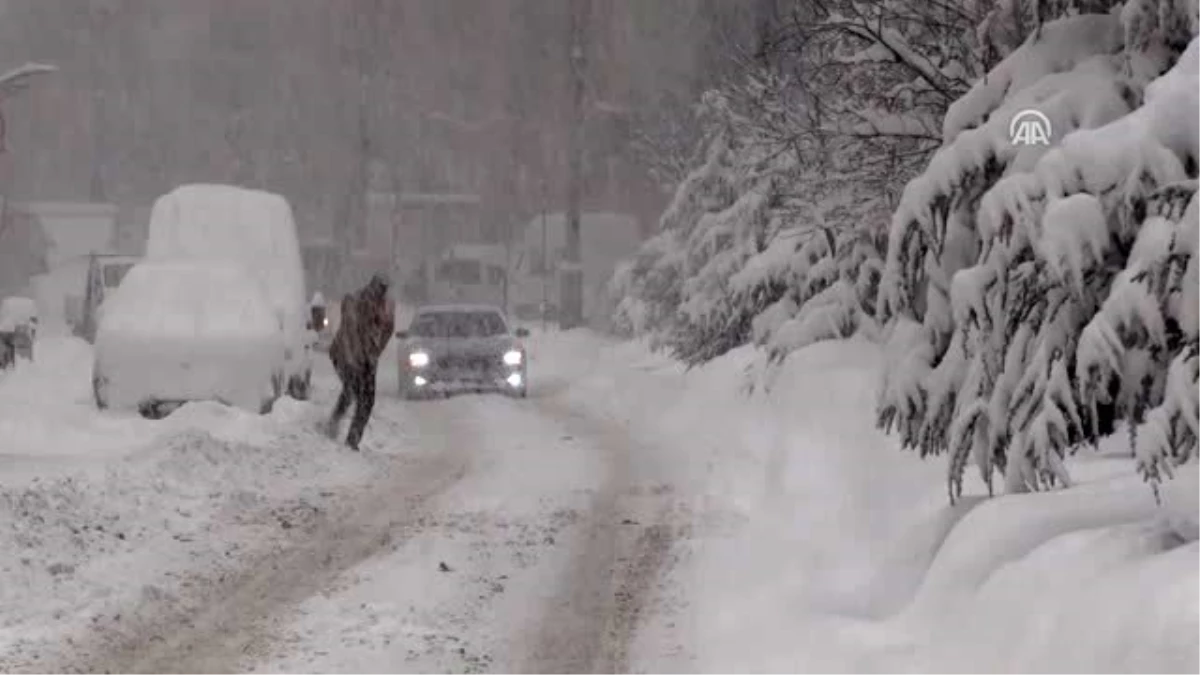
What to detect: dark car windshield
<box><xmin>410</xmin><ymin>310</ymin><xmax>508</xmax><ymax>338</ymax></box>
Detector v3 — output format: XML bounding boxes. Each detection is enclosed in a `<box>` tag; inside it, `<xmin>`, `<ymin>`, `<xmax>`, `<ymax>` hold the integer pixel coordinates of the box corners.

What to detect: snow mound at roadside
<box><xmin>0</xmin><ymin>335</ymin><xmax>95</xmax><ymax>405</ymax></box>
<box><xmin>895</xmin><ymin>477</ymin><xmax>1198</xmax><ymax>672</ymax></box>
<box><xmin>542</xmin><ymin>329</ymin><xmax>1200</xmax><ymax>672</ymax></box>
<box><xmin>542</xmin><ymin>332</ymin><xmax>942</xmax><ymax>669</ymax></box>
<box><xmin>0</xmin><ymin>337</ymin><xmax>156</xmax><ymax>461</ymax></box>
<box><xmin>0</xmin><ymin>421</ymin><xmax>390</xmax><ymax>644</ymax></box>
<box><xmin>0</xmin><ymin>332</ymin><xmax>408</xmax><ymax>658</ymax></box>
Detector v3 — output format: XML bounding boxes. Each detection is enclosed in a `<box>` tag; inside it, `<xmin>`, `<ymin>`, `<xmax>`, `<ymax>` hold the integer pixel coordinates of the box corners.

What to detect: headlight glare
<box><xmin>408</xmin><ymin>351</ymin><xmax>430</xmax><ymax>368</ymax></box>
<box><xmin>503</xmin><ymin>350</ymin><xmax>523</xmax><ymax>366</ymax></box>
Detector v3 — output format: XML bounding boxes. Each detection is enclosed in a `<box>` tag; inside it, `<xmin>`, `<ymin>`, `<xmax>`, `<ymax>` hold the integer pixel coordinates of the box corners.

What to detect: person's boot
<box><xmin>323</xmin><ymin>417</ymin><xmax>340</xmax><ymax>440</ymax></box>
<box><xmin>345</xmin><ymin>422</ymin><xmax>364</xmax><ymax>451</ymax></box>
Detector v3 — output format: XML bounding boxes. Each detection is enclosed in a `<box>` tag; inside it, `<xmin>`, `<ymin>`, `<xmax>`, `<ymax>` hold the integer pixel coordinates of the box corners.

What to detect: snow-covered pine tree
<box><xmin>614</xmin><ymin>0</ymin><xmax>985</xmax><ymax>374</ymax></box>
<box><xmin>662</xmin><ymin>75</ymin><xmax>815</xmax><ymax>366</ymax></box>
<box><xmin>877</xmin><ymin>0</ymin><xmax>1199</xmax><ymax>501</ymax></box>
<box><xmin>722</xmin><ymin>0</ymin><xmax>982</xmax><ymax>375</ymax></box>
<box><xmin>609</xmin><ymin>92</ymin><xmax>740</xmax><ymax>347</ymax></box>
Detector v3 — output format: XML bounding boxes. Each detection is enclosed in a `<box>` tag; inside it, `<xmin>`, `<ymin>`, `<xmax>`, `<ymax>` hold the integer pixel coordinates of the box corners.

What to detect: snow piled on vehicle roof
<box><xmin>145</xmin><ymin>183</ymin><xmax>306</xmax><ymax>345</ymax></box>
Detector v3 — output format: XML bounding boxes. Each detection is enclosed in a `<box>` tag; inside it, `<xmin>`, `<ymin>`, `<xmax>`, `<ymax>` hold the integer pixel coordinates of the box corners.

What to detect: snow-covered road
<box><xmin>0</xmin><ymin>334</ymin><xmax>702</xmax><ymax>673</ymax></box>
<box><xmin>0</xmin><ymin>331</ymin><xmax>1194</xmax><ymax>673</ymax></box>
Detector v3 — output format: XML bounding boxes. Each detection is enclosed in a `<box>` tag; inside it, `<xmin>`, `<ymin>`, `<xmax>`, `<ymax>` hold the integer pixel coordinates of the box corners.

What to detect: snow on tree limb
<box><xmin>0</xmin><ymin>62</ymin><xmax>57</xmax><ymax>100</ymax></box>
<box><xmin>878</xmin><ymin>7</ymin><xmax>1199</xmax><ymax>500</ymax></box>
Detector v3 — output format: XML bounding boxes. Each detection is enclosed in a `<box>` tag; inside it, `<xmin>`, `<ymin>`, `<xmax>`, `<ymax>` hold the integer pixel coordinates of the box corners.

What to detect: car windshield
<box><xmin>410</xmin><ymin>310</ymin><xmax>507</xmax><ymax>339</ymax></box>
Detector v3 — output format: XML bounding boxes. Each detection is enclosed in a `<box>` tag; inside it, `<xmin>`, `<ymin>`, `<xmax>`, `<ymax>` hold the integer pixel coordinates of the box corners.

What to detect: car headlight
<box><xmin>503</xmin><ymin>349</ymin><xmax>523</xmax><ymax>366</ymax></box>
<box><xmin>408</xmin><ymin>351</ymin><xmax>430</xmax><ymax>368</ymax></box>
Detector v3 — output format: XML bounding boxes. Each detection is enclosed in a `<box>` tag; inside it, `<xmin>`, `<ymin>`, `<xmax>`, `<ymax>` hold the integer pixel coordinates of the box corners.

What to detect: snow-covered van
<box><xmin>92</xmin><ymin>261</ymin><xmax>286</xmax><ymax>416</ymax></box>
<box><xmin>142</xmin><ymin>184</ymin><xmax>313</xmax><ymax>399</ymax></box>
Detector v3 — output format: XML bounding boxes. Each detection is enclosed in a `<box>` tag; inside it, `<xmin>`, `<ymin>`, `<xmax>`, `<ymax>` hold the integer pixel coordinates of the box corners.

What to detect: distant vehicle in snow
<box><xmin>92</xmin><ymin>261</ymin><xmax>286</xmax><ymax>417</ymax></box>
<box><xmin>77</xmin><ymin>253</ymin><xmax>140</xmax><ymax>344</ymax></box>
<box><xmin>143</xmin><ymin>183</ymin><xmax>313</xmax><ymax>400</ymax></box>
<box><xmin>395</xmin><ymin>303</ymin><xmax>530</xmax><ymax>400</ymax></box>
<box><xmin>423</xmin><ymin>244</ymin><xmax>510</xmax><ymax>308</ymax></box>
<box><xmin>0</xmin><ymin>296</ymin><xmax>37</xmax><ymax>370</ymax></box>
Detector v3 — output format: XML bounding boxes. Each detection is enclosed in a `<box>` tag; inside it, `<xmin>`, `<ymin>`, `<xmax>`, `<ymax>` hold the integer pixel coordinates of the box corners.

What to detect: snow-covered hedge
<box><xmin>876</xmin><ymin>5</ymin><xmax>1199</xmax><ymax>500</ymax></box>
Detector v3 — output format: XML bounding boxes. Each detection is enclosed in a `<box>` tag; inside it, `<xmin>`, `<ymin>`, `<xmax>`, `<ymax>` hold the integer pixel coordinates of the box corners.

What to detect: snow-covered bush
<box><xmin>876</xmin><ymin>3</ymin><xmax>1199</xmax><ymax>500</ymax></box>
<box><xmin>93</xmin><ymin>261</ymin><xmax>286</xmax><ymax>416</ymax></box>
<box><xmin>610</xmin><ymin>228</ymin><xmax>687</xmax><ymax>340</ymax></box>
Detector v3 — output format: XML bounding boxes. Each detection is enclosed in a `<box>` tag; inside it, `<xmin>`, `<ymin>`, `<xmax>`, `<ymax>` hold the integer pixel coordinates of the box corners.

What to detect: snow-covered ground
<box><xmin>0</xmin><ymin>328</ymin><xmax>1194</xmax><ymax>672</ymax></box>
<box><xmin>527</xmin><ymin>328</ymin><xmax>1199</xmax><ymax>673</ymax></box>
<box><xmin>0</xmin><ymin>335</ymin><xmax>403</xmax><ymax>670</ymax></box>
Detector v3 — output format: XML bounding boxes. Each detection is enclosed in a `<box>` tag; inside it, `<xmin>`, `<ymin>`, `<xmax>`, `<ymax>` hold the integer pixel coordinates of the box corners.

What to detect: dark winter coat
<box><xmin>329</xmin><ymin>278</ymin><xmax>395</xmax><ymax>375</ymax></box>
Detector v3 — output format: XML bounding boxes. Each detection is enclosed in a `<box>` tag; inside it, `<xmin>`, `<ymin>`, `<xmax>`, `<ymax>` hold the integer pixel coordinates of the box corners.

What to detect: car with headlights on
<box><xmin>396</xmin><ymin>304</ymin><xmax>529</xmax><ymax>399</ymax></box>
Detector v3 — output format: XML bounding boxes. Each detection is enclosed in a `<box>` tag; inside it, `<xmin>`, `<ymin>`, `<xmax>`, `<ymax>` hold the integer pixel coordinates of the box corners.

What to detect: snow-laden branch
<box><xmin>0</xmin><ymin>62</ymin><xmax>58</xmax><ymax>100</ymax></box>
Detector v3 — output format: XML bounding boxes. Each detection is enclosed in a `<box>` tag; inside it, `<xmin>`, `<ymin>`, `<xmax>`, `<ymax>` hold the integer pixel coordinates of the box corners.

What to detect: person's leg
<box><xmin>345</xmin><ymin>367</ymin><xmax>376</xmax><ymax>450</ymax></box>
<box><xmin>325</xmin><ymin>383</ymin><xmax>351</xmax><ymax>439</ymax></box>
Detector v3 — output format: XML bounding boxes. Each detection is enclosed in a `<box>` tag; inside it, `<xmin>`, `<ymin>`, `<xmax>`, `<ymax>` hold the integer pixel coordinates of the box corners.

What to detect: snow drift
<box><xmin>533</xmin><ymin>329</ymin><xmax>1199</xmax><ymax>672</ymax></box>
<box><xmin>0</xmin><ymin>335</ymin><xmax>390</xmax><ymax>665</ymax></box>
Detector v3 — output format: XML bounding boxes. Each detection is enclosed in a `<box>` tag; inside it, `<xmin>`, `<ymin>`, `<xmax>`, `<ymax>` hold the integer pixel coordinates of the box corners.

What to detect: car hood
<box><xmin>404</xmin><ymin>335</ymin><xmax>520</xmax><ymax>358</ymax></box>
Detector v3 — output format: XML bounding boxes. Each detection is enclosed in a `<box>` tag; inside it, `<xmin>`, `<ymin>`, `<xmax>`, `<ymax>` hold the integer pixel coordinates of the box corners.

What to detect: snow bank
<box><xmin>534</xmin><ymin>330</ymin><xmax>939</xmax><ymax>543</ymax></box>
<box><xmin>535</xmin><ymin>330</ymin><xmax>1200</xmax><ymax>672</ymax></box>
<box><xmin>0</xmin><ymin>336</ymin><xmax>155</xmax><ymax>465</ymax></box>
<box><xmin>532</xmin><ymin>331</ymin><xmax>942</xmax><ymax>669</ymax></box>
<box><xmin>94</xmin><ymin>261</ymin><xmax>285</xmax><ymax>414</ymax></box>
<box><xmin>0</xmin><ymin>336</ymin><xmax>391</xmax><ymax>661</ymax></box>
<box><xmin>897</xmin><ymin>476</ymin><xmax>1198</xmax><ymax>673</ymax></box>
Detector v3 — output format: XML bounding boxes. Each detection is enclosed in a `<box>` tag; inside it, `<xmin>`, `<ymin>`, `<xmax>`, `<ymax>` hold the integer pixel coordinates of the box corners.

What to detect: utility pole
<box><xmin>541</xmin><ymin>179</ymin><xmax>549</xmax><ymax>333</ymax></box>
<box><xmin>560</xmin><ymin>0</ymin><xmax>588</xmax><ymax>330</ymax></box>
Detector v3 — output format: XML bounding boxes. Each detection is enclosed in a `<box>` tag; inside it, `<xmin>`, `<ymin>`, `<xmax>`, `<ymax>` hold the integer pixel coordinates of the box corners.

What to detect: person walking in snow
<box><xmin>325</xmin><ymin>273</ymin><xmax>395</xmax><ymax>450</ymax></box>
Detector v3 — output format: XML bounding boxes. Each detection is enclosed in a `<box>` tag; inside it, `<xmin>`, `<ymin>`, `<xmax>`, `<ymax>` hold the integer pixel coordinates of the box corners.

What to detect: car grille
<box><xmin>437</xmin><ymin>355</ymin><xmax>495</xmax><ymax>370</ymax></box>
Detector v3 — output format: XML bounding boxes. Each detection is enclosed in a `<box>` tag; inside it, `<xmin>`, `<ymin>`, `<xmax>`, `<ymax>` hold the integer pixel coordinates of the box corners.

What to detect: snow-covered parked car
<box><xmin>145</xmin><ymin>183</ymin><xmax>313</xmax><ymax>399</ymax></box>
<box><xmin>92</xmin><ymin>261</ymin><xmax>286</xmax><ymax>418</ymax></box>
<box><xmin>0</xmin><ymin>296</ymin><xmax>37</xmax><ymax>370</ymax></box>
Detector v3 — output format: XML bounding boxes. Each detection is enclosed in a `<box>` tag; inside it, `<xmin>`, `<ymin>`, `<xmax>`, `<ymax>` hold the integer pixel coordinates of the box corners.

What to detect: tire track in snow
<box><xmin>37</xmin><ymin>398</ymin><xmax>473</xmax><ymax>675</ymax></box>
<box><xmin>515</xmin><ymin>391</ymin><xmax>684</xmax><ymax>674</ymax></box>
